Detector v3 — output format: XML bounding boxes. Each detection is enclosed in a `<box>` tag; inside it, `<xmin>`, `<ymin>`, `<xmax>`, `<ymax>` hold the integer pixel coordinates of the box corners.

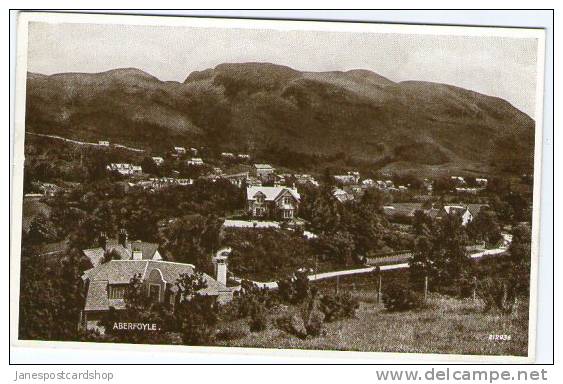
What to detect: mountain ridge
<box><xmin>25</xmin><ymin>62</ymin><xmax>535</xmax><ymax>175</ymax></box>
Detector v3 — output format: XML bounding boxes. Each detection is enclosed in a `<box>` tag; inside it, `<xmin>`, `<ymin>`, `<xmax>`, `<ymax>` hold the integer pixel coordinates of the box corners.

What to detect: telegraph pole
<box><xmin>424</xmin><ymin>275</ymin><xmax>428</xmax><ymax>303</ymax></box>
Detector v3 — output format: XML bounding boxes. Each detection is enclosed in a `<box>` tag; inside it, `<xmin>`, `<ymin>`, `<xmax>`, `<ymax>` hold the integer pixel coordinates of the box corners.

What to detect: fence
<box><xmin>364</xmin><ymin>242</ymin><xmax>486</xmax><ymax>266</ymax></box>
<box><xmin>364</xmin><ymin>250</ymin><xmax>413</xmax><ymax>266</ymax></box>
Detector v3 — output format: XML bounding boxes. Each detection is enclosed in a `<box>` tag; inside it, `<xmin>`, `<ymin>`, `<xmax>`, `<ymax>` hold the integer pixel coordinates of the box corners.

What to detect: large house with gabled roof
<box><xmin>246</xmin><ymin>186</ymin><xmax>300</xmax><ymax>220</ymax></box>
<box><xmin>80</xmin><ymin>257</ymin><xmax>233</xmax><ymax>332</ymax></box>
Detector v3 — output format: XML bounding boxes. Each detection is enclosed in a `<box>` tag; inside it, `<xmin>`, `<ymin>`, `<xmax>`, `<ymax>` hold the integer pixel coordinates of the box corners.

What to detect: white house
<box><xmin>152</xmin><ymin>157</ymin><xmax>164</xmax><ymax>166</ymax></box>
<box><xmin>253</xmin><ymin>164</ymin><xmax>275</xmax><ymax>179</ymax></box>
<box><xmin>106</xmin><ymin>163</ymin><xmax>143</xmax><ymax>176</ymax></box>
<box><xmin>187</xmin><ymin>158</ymin><xmax>204</xmax><ymax>166</ymax></box>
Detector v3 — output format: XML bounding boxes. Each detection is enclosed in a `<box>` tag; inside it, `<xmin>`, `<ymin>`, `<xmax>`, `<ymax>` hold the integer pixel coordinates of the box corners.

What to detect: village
<box><xmin>20</xmin><ymin>131</ymin><xmax>533</xmax><ymax>354</ymax></box>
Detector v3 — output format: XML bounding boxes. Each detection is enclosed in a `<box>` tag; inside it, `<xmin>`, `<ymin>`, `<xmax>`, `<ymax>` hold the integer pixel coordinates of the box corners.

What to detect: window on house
<box><xmin>255</xmin><ymin>207</ymin><xmax>265</xmax><ymax>216</ymax></box>
<box><xmin>283</xmin><ymin>210</ymin><xmax>293</xmax><ymax>219</ymax></box>
<box><xmin>148</xmin><ymin>284</ymin><xmax>161</xmax><ymax>303</ymax></box>
<box><xmin>108</xmin><ymin>285</ymin><xmax>125</xmax><ymax>299</ymax></box>
<box><xmin>283</xmin><ymin>196</ymin><xmax>292</xmax><ymax>205</ymax></box>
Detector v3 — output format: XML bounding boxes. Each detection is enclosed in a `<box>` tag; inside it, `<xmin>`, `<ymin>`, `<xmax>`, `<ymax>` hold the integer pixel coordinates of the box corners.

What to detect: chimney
<box><xmin>132</xmin><ymin>247</ymin><xmax>143</xmax><ymax>260</ymax></box>
<box><xmin>98</xmin><ymin>232</ymin><xmax>108</xmax><ymax>251</ymax></box>
<box><xmin>118</xmin><ymin>229</ymin><xmax>128</xmax><ymax>248</ymax></box>
<box><xmin>212</xmin><ymin>247</ymin><xmax>231</xmax><ymax>286</ymax></box>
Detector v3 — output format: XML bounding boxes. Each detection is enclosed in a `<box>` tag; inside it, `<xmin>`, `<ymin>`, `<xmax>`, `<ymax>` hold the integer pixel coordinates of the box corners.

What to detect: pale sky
<box><xmin>27</xmin><ymin>22</ymin><xmax>539</xmax><ymax>117</ymax></box>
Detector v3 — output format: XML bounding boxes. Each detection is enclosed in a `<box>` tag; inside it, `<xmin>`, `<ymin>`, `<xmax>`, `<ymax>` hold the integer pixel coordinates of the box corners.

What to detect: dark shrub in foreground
<box><xmin>249</xmin><ymin>302</ymin><xmax>268</xmax><ymax>332</ymax></box>
<box><xmin>382</xmin><ymin>284</ymin><xmax>423</xmax><ymax>312</ymax></box>
<box><xmin>305</xmin><ymin>309</ymin><xmax>325</xmax><ymax>336</ymax></box>
<box><xmin>277</xmin><ymin>270</ymin><xmax>310</xmax><ymax>304</ymax></box>
<box><xmin>476</xmin><ymin>277</ymin><xmax>517</xmax><ymax>313</ymax></box>
<box><xmin>215</xmin><ymin>327</ymin><xmax>248</xmax><ymax>341</ymax></box>
<box><xmin>319</xmin><ymin>293</ymin><xmax>360</xmax><ymax>322</ymax></box>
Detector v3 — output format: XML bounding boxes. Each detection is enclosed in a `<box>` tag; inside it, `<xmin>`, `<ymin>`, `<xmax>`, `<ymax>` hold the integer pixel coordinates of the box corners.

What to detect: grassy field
<box><xmin>215</xmin><ymin>279</ymin><xmax>529</xmax><ymax>356</ymax></box>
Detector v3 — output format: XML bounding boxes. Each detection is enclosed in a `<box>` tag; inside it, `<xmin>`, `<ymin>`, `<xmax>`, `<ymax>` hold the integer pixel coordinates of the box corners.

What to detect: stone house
<box><xmin>246</xmin><ymin>186</ymin><xmax>300</xmax><ymax>220</ymax></box>
<box><xmin>79</xmin><ymin>252</ymin><xmax>232</xmax><ymax>332</ymax></box>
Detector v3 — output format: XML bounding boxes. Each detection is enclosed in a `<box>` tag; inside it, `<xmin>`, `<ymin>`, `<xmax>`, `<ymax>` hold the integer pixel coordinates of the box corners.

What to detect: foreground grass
<box><xmin>215</xmin><ymin>293</ymin><xmax>529</xmax><ymax>356</ymax></box>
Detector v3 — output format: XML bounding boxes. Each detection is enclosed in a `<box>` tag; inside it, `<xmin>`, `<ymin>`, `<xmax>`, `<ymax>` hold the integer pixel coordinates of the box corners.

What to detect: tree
<box><xmin>19</xmin><ymin>246</ymin><xmax>90</xmax><ymax>341</ymax></box>
<box><xmin>160</xmin><ymin>214</ymin><xmax>223</xmax><ymax>271</ymax></box>
<box><xmin>174</xmin><ymin>272</ymin><xmax>218</xmax><ymax>345</ymax></box>
<box><xmin>409</xmin><ymin>236</ymin><xmax>434</xmax><ymax>290</ymax></box>
<box><xmin>140</xmin><ymin>157</ymin><xmax>160</xmax><ymax>177</ymax></box>
<box><xmin>508</xmin><ymin>224</ymin><xmax>532</xmax><ymax>295</ymax></box>
<box><xmin>277</xmin><ymin>270</ymin><xmax>311</xmax><ymax>304</ymax></box>
<box><xmin>85</xmin><ymin>154</ymin><xmax>109</xmax><ymax>182</ymax></box>
<box><xmin>413</xmin><ymin>210</ymin><xmax>432</xmax><ymax>237</ymax></box>
<box><xmin>505</xmin><ymin>192</ymin><xmax>530</xmax><ymax>223</ymax></box>
<box><xmin>467</xmin><ymin>210</ymin><xmax>502</xmax><ymax>247</ymax></box>
<box><xmin>26</xmin><ymin>212</ymin><xmax>58</xmax><ymax>245</ymax></box>
<box><xmin>433</xmin><ymin>214</ymin><xmax>473</xmax><ymax>291</ymax></box>
<box><xmin>410</xmin><ymin>214</ymin><xmax>473</xmax><ymax>295</ymax></box>
<box><xmin>126</xmin><ymin>207</ymin><xmax>159</xmax><ymax>242</ymax></box>
<box><xmin>433</xmin><ymin>177</ymin><xmax>455</xmax><ymax>194</ymax></box>
<box><xmin>315</xmin><ymin>231</ymin><xmax>356</xmax><ymax>266</ymax></box>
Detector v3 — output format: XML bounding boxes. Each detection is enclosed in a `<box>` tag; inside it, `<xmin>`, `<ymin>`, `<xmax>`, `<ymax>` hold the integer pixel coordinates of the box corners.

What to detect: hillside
<box><xmin>25</xmin><ymin>62</ymin><xmax>535</xmax><ymax>175</ymax></box>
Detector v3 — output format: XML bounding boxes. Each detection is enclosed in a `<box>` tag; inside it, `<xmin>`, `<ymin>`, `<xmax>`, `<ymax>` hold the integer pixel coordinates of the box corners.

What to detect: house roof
<box><xmin>443</xmin><ymin>205</ymin><xmax>468</xmax><ymax>215</ymax></box>
<box><xmin>332</xmin><ymin>188</ymin><xmax>354</xmax><ymax>203</ymax></box>
<box><xmin>383</xmin><ymin>203</ymin><xmax>424</xmax><ymax>217</ymax></box>
<box><xmin>466</xmin><ymin>203</ymin><xmax>489</xmax><ymax>217</ymax></box>
<box><xmin>333</xmin><ymin>175</ymin><xmax>357</xmax><ymax>184</ymax></box>
<box><xmin>246</xmin><ymin>186</ymin><xmax>300</xmax><ymax>202</ymax></box>
<box><xmin>82</xmin><ymin>239</ymin><xmax>159</xmax><ymax>266</ymax></box>
<box><xmin>223</xmin><ymin>219</ymin><xmax>280</xmax><ymax>229</ymax></box>
<box><xmin>84</xmin><ymin>280</ymin><xmax>110</xmax><ymax>311</ymax></box>
<box><xmin>82</xmin><ymin>260</ymin><xmax>230</xmax><ymax>311</ymax></box>
<box><xmin>253</xmin><ymin>164</ymin><xmax>274</xmax><ymax>170</ymax></box>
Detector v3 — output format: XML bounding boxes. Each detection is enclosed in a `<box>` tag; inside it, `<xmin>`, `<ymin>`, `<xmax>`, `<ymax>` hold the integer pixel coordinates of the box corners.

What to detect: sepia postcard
<box><xmin>10</xmin><ymin>11</ymin><xmax>546</xmax><ymax>363</ymax></box>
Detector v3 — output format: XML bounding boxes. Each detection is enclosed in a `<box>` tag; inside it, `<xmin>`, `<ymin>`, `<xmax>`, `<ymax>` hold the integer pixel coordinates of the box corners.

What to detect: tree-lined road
<box><xmin>234</xmin><ymin>236</ymin><xmax>511</xmax><ymax>290</ymax></box>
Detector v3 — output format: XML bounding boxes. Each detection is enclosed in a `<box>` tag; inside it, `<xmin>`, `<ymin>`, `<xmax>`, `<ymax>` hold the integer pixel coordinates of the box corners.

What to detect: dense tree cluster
<box><xmin>19</xmin><ymin>245</ymin><xmax>91</xmax><ymax>341</ymax></box>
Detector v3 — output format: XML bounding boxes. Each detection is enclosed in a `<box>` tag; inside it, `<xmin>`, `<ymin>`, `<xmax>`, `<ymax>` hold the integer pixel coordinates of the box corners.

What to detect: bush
<box><xmin>435</xmin><ymin>277</ymin><xmax>475</xmax><ymax>299</ymax></box>
<box><xmin>276</xmin><ymin>313</ymin><xmax>308</xmax><ymax>339</ymax></box>
<box><xmin>382</xmin><ymin>284</ymin><xmax>423</xmax><ymax>312</ymax></box>
<box><xmin>277</xmin><ymin>270</ymin><xmax>310</xmax><ymax>304</ymax></box>
<box><xmin>275</xmin><ymin>294</ymin><xmax>325</xmax><ymax>339</ymax></box>
<box><xmin>215</xmin><ymin>326</ymin><xmax>248</xmax><ymax>341</ymax></box>
<box><xmin>232</xmin><ymin>280</ymin><xmax>279</xmax><ymax>319</ymax></box>
<box><xmin>305</xmin><ymin>309</ymin><xmax>325</xmax><ymax>336</ymax></box>
<box><xmin>176</xmin><ymin>295</ymin><xmax>218</xmax><ymax>345</ymax></box>
<box><xmin>476</xmin><ymin>277</ymin><xmax>516</xmax><ymax>313</ymax></box>
<box><xmin>319</xmin><ymin>293</ymin><xmax>359</xmax><ymax>322</ymax></box>
<box><xmin>248</xmin><ymin>302</ymin><xmax>268</xmax><ymax>332</ymax></box>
